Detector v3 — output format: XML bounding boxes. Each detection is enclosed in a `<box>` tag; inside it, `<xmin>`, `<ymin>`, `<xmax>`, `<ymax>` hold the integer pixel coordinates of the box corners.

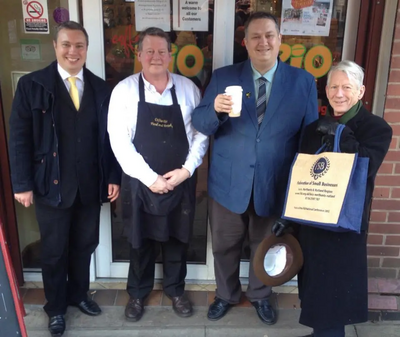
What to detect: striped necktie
<box><xmin>256</xmin><ymin>77</ymin><xmax>267</xmax><ymax>125</ymax></box>
<box><xmin>67</xmin><ymin>77</ymin><xmax>80</xmax><ymax>110</ymax></box>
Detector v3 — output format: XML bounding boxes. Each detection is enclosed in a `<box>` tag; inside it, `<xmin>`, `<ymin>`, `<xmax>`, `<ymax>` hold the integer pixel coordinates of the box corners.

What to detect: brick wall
<box><xmin>368</xmin><ymin>5</ymin><xmax>400</xmax><ymax>279</ymax></box>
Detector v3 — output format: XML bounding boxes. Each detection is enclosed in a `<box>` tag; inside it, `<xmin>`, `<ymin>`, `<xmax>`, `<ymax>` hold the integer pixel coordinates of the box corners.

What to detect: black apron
<box><xmin>122</xmin><ymin>75</ymin><xmax>196</xmax><ymax>249</ymax></box>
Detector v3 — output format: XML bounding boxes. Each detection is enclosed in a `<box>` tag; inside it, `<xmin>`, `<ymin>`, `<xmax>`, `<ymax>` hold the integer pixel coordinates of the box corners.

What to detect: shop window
<box><xmin>234</xmin><ymin>0</ymin><xmax>347</xmax><ymax>116</ymax></box>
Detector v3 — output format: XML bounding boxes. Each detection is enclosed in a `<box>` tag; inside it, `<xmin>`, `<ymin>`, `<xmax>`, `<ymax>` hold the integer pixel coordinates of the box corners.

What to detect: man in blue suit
<box><xmin>191</xmin><ymin>12</ymin><xmax>318</xmax><ymax>325</ymax></box>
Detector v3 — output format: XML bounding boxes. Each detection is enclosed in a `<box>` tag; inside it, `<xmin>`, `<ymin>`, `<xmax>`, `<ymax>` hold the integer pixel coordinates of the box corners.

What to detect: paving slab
<box><xmin>24</xmin><ymin>305</ymin><xmax>400</xmax><ymax>337</ymax></box>
<box><xmin>355</xmin><ymin>321</ymin><xmax>400</xmax><ymax>337</ymax></box>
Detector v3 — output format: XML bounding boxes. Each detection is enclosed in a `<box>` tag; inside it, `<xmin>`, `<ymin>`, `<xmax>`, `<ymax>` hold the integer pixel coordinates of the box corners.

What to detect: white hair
<box><xmin>327</xmin><ymin>60</ymin><xmax>364</xmax><ymax>89</ymax></box>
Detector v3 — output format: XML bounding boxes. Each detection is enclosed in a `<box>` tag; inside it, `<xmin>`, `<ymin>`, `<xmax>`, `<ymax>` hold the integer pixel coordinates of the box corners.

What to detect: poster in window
<box><xmin>281</xmin><ymin>0</ymin><xmax>333</xmax><ymax>36</ymax></box>
<box><xmin>135</xmin><ymin>0</ymin><xmax>171</xmax><ymax>32</ymax></box>
<box><xmin>172</xmin><ymin>0</ymin><xmax>209</xmax><ymax>32</ymax></box>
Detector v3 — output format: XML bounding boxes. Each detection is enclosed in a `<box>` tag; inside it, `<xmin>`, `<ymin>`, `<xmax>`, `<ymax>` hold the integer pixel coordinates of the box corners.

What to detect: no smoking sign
<box><xmin>26</xmin><ymin>1</ymin><xmax>43</xmax><ymax>19</ymax></box>
<box><xmin>22</xmin><ymin>0</ymin><xmax>49</xmax><ymax>34</ymax></box>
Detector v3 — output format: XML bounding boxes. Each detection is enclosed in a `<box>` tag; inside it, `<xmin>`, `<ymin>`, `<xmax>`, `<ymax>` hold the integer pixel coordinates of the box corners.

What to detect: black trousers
<box><xmin>35</xmin><ymin>196</ymin><xmax>100</xmax><ymax>317</ymax></box>
<box><xmin>127</xmin><ymin>237</ymin><xmax>188</xmax><ymax>299</ymax></box>
<box><xmin>209</xmin><ymin>197</ymin><xmax>275</xmax><ymax>304</ymax></box>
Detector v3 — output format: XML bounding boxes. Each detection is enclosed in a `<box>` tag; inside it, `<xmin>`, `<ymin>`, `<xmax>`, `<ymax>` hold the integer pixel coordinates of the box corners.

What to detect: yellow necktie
<box><xmin>67</xmin><ymin>77</ymin><xmax>80</xmax><ymax>110</ymax></box>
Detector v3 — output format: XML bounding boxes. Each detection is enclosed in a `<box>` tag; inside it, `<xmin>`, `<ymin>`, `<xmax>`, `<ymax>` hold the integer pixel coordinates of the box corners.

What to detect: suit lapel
<box><xmin>259</xmin><ymin>60</ymin><xmax>288</xmax><ymax>133</ymax></box>
<box><xmin>239</xmin><ymin>60</ymin><xmax>258</xmax><ymax>131</ymax></box>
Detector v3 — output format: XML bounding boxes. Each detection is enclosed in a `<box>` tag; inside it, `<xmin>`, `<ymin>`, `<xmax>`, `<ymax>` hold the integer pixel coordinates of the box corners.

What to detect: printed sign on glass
<box><xmin>21</xmin><ymin>0</ymin><xmax>49</xmax><ymax>34</ymax></box>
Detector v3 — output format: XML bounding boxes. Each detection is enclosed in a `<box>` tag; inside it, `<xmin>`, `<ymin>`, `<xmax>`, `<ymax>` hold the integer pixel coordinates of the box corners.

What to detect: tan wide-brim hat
<box><xmin>253</xmin><ymin>234</ymin><xmax>304</xmax><ymax>287</ymax></box>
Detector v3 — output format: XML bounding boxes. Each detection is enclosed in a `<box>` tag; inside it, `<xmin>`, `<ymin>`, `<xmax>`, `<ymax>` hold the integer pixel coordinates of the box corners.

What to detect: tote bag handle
<box><xmin>333</xmin><ymin>124</ymin><xmax>346</xmax><ymax>153</ymax></box>
<box><xmin>315</xmin><ymin>124</ymin><xmax>346</xmax><ymax>154</ymax></box>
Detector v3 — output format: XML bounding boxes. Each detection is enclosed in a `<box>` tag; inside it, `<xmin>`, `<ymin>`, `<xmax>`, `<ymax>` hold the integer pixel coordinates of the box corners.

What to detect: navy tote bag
<box><xmin>282</xmin><ymin>124</ymin><xmax>369</xmax><ymax>233</ymax></box>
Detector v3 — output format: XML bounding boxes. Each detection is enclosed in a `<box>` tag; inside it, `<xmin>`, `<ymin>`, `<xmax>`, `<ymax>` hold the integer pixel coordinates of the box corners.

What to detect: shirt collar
<box><xmin>141</xmin><ymin>71</ymin><xmax>173</xmax><ymax>93</ymax></box>
<box><xmin>57</xmin><ymin>63</ymin><xmax>84</xmax><ymax>83</ymax></box>
<box><xmin>251</xmin><ymin>59</ymin><xmax>278</xmax><ymax>83</ymax></box>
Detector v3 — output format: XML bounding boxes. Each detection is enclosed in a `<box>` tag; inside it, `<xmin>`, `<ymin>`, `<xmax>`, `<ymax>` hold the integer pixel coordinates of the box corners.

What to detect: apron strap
<box><xmin>139</xmin><ymin>74</ymin><xmax>146</xmax><ymax>102</ymax></box>
<box><xmin>170</xmin><ymin>85</ymin><xmax>178</xmax><ymax>105</ymax></box>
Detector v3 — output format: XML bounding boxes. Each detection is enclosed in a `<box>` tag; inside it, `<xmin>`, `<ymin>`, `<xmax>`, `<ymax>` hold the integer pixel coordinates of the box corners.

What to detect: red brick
<box><xmin>378</xmin><ymin>164</ymin><xmax>394</xmax><ymax>174</ymax></box>
<box><xmin>388</xmin><ymin>69</ymin><xmax>400</xmax><ymax>82</ymax></box>
<box><xmin>389</xmin><ymin>138</ymin><xmax>399</xmax><ymax>150</ymax></box>
<box><xmin>368</xmin><ymin>294</ymin><xmax>398</xmax><ymax>310</ymax></box>
<box><xmin>396</xmin><ymin>164</ymin><xmax>400</xmax><ymax>174</ymax></box>
<box><xmin>384</xmin><ymin>112</ymin><xmax>400</xmax><ymax>123</ymax></box>
<box><xmin>392</xmin><ymin>188</ymin><xmax>400</xmax><ymax>198</ymax></box>
<box><xmin>373</xmin><ymin>187</ymin><xmax>391</xmax><ymax>198</ymax></box>
<box><xmin>370</xmin><ymin>211</ymin><xmax>387</xmax><ymax>222</ymax></box>
<box><xmin>382</xmin><ymin>258</ymin><xmax>400</xmax><ymax>268</ymax></box>
<box><xmin>377</xmin><ymin>277</ymin><xmax>400</xmax><ymax>294</ymax></box>
<box><xmin>387</xmin><ymin>84</ymin><xmax>400</xmax><ymax>96</ymax></box>
<box><xmin>368</xmin><ymin>258</ymin><xmax>381</xmax><ymax>268</ymax></box>
<box><xmin>390</xmin><ymin>56</ymin><xmax>400</xmax><ymax>69</ymax></box>
<box><xmin>370</xmin><ymin>223</ymin><xmax>400</xmax><ymax>234</ymax></box>
<box><xmin>367</xmin><ymin>246</ymin><xmax>400</xmax><ymax>256</ymax></box>
<box><xmin>391</xmin><ymin>125</ymin><xmax>400</xmax><ymax>136</ymax></box>
<box><xmin>386</xmin><ymin>235</ymin><xmax>400</xmax><ymax>245</ymax></box>
<box><xmin>368</xmin><ymin>234</ymin><xmax>384</xmax><ymax>245</ymax></box>
<box><xmin>368</xmin><ymin>278</ymin><xmax>379</xmax><ymax>293</ymax></box>
<box><xmin>395</xmin><ymin>25</ymin><xmax>400</xmax><ymax>41</ymax></box>
<box><xmin>371</xmin><ymin>199</ymin><xmax>400</xmax><ymax>210</ymax></box>
<box><xmin>368</xmin><ymin>267</ymin><xmax>398</xmax><ymax>279</ymax></box>
<box><xmin>375</xmin><ymin>175</ymin><xmax>400</xmax><ymax>186</ymax></box>
<box><xmin>382</xmin><ymin>151</ymin><xmax>400</xmax><ymax>161</ymax></box>
<box><xmin>385</xmin><ymin>97</ymin><xmax>400</xmax><ymax>109</ymax></box>
<box><xmin>393</xmin><ymin>41</ymin><xmax>400</xmax><ymax>55</ymax></box>
<box><xmin>388</xmin><ymin>212</ymin><xmax>400</xmax><ymax>223</ymax></box>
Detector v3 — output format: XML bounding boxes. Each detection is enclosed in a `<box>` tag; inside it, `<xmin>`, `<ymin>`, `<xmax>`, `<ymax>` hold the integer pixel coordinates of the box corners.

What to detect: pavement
<box><xmin>24</xmin><ymin>304</ymin><xmax>400</xmax><ymax>337</ymax></box>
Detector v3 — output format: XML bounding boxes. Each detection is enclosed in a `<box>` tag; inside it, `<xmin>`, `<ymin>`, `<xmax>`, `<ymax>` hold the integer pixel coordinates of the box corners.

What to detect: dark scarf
<box><xmin>327</xmin><ymin>100</ymin><xmax>363</xmax><ymax>125</ymax></box>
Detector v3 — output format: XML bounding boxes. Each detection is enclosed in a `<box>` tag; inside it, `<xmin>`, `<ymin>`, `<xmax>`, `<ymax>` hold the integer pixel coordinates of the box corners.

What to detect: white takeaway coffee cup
<box><xmin>225</xmin><ymin>85</ymin><xmax>243</xmax><ymax>117</ymax></box>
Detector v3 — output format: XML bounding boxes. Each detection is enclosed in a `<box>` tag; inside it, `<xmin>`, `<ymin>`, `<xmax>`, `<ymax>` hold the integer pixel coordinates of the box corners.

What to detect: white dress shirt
<box><xmin>108</xmin><ymin>72</ymin><xmax>209</xmax><ymax>187</ymax></box>
<box><xmin>57</xmin><ymin>64</ymin><xmax>84</xmax><ymax>101</ymax></box>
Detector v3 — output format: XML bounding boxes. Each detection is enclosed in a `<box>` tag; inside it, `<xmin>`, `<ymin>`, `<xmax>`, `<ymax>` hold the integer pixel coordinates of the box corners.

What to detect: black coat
<box><xmin>8</xmin><ymin>61</ymin><xmax>121</xmax><ymax>207</ymax></box>
<box><xmin>297</xmin><ymin>105</ymin><xmax>392</xmax><ymax>329</ymax></box>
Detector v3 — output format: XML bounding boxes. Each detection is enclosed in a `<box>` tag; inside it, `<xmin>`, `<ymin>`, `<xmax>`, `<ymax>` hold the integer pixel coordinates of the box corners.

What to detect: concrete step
<box><xmin>24</xmin><ymin>305</ymin><xmax>360</xmax><ymax>337</ymax></box>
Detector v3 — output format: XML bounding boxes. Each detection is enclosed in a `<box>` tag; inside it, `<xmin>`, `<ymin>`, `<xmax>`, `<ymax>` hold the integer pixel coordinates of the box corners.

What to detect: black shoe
<box><xmin>207</xmin><ymin>297</ymin><xmax>232</xmax><ymax>321</ymax></box>
<box><xmin>72</xmin><ymin>298</ymin><xmax>101</xmax><ymax>316</ymax></box>
<box><xmin>251</xmin><ymin>299</ymin><xmax>277</xmax><ymax>325</ymax></box>
<box><xmin>125</xmin><ymin>298</ymin><xmax>144</xmax><ymax>322</ymax></box>
<box><xmin>48</xmin><ymin>315</ymin><xmax>65</xmax><ymax>337</ymax></box>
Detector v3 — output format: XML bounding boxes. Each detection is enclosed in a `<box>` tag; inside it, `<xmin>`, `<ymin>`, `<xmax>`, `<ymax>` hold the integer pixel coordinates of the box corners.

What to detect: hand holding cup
<box><xmin>214</xmin><ymin>86</ymin><xmax>243</xmax><ymax>117</ymax></box>
<box><xmin>214</xmin><ymin>94</ymin><xmax>233</xmax><ymax>114</ymax></box>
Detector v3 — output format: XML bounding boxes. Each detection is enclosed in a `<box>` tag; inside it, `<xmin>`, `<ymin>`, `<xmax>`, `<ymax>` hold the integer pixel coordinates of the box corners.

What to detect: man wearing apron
<box><xmin>108</xmin><ymin>27</ymin><xmax>209</xmax><ymax>322</ymax></box>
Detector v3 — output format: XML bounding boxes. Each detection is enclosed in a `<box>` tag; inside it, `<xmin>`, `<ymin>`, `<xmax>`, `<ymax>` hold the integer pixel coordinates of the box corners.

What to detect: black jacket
<box><xmin>297</xmin><ymin>105</ymin><xmax>392</xmax><ymax>329</ymax></box>
<box><xmin>8</xmin><ymin>61</ymin><xmax>121</xmax><ymax>206</ymax></box>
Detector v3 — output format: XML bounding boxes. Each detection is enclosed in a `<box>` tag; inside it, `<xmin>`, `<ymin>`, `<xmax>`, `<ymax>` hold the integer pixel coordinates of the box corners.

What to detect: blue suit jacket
<box><xmin>191</xmin><ymin>59</ymin><xmax>318</xmax><ymax>216</ymax></box>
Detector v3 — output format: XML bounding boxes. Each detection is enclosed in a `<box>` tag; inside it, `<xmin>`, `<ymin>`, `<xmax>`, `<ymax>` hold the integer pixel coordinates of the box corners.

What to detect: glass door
<box><xmin>0</xmin><ymin>0</ymin><xmax>79</xmax><ymax>282</ymax></box>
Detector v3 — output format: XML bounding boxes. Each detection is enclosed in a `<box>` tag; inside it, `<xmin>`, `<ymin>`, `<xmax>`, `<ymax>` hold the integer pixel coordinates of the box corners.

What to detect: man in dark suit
<box><xmin>8</xmin><ymin>21</ymin><xmax>121</xmax><ymax>337</ymax></box>
<box><xmin>191</xmin><ymin>12</ymin><xmax>318</xmax><ymax>325</ymax></box>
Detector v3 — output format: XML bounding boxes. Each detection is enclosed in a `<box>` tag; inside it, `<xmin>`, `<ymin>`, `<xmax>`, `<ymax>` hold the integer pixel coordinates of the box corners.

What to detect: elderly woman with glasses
<box><xmin>273</xmin><ymin>60</ymin><xmax>392</xmax><ymax>337</ymax></box>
